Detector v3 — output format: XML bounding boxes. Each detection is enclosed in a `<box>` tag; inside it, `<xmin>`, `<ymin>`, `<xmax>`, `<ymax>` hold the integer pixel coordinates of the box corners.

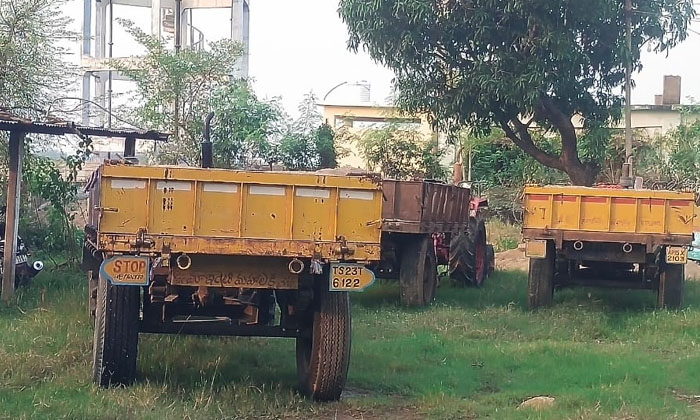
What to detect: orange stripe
<box><xmin>528</xmin><ymin>194</ymin><xmax>549</xmax><ymax>201</ymax></box>
<box><xmin>581</xmin><ymin>196</ymin><xmax>607</xmax><ymax>204</ymax></box>
<box><xmin>640</xmin><ymin>199</ymin><xmax>665</xmax><ymax>206</ymax></box>
<box><xmin>612</xmin><ymin>197</ymin><xmax>636</xmax><ymax>205</ymax></box>
<box><xmin>669</xmin><ymin>200</ymin><xmax>692</xmax><ymax>207</ymax></box>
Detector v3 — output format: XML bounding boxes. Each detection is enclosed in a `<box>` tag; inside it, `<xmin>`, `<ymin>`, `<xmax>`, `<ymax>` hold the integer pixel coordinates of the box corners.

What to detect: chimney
<box><xmin>662</xmin><ymin>75</ymin><xmax>681</xmax><ymax>105</ymax></box>
<box><xmin>654</xmin><ymin>95</ymin><xmax>663</xmax><ymax>106</ymax></box>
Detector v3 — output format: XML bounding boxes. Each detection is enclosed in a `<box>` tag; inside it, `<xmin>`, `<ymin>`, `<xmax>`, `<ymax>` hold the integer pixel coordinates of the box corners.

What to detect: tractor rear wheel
<box><xmin>296</xmin><ymin>286</ymin><xmax>351</xmax><ymax>401</ymax></box>
<box><xmin>399</xmin><ymin>235</ymin><xmax>438</xmax><ymax>306</ymax></box>
<box><xmin>449</xmin><ymin>218</ymin><xmax>487</xmax><ymax>286</ymax></box>
<box><xmin>92</xmin><ymin>275</ymin><xmax>140</xmax><ymax>387</ymax></box>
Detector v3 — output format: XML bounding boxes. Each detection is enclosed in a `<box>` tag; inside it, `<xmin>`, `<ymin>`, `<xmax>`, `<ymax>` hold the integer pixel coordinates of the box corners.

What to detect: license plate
<box><xmin>100</xmin><ymin>256</ymin><xmax>150</xmax><ymax>286</ymax></box>
<box><xmin>525</xmin><ymin>240</ymin><xmax>548</xmax><ymax>259</ymax></box>
<box><xmin>15</xmin><ymin>255</ymin><xmax>27</xmax><ymax>264</ymax></box>
<box><xmin>329</xmin><ymin>263</ymin><xmax>375</xmax><ymax>292</ymax></box>
<box><xmin>666</xmin><ymin>246</ymin><xmax>688</xmax><ymax>264</ymax></box>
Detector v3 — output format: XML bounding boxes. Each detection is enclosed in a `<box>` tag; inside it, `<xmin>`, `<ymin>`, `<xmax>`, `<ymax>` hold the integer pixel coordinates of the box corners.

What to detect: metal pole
<box><xmin>174</xmin><ymin>0</ymin><xmax>181</xmax><ymax>139</ymax></box>
<box><xmin>621</xmin><ymin>0</ymin><xmax>633</xmax><ymax>186</ymax></box>
<box><xmin>107</xmin><ymin>0</ymin><xmax>114</xmax><ymax>128</ymax></box>
<box><xmin>2</xmin><ymin>132</ymin><xmax>25</xmax><ymax>302</ymax></box>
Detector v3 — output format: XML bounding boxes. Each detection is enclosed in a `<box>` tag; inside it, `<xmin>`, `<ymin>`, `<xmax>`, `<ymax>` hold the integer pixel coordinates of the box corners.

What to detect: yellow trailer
<box><xmin>523</xmin><ymin>186</ymin><xmax>695</xmax><ymax>309</ymax></box>
<box><xmin>83</xmin><ymin>163</ymin><xmax>383</xmax><ymax>401</ymax></box>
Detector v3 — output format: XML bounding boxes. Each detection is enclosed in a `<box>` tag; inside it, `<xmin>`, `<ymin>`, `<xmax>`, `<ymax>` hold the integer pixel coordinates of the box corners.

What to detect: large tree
<box><xmin>339</xmin><ymin>0</ymin><xmax>695</xmax><ymax>185</ymax></box>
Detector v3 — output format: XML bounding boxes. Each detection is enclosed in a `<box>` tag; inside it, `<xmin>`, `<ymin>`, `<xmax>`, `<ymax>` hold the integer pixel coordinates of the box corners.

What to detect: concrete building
<box><xmin>79</xmin><ymin>0</ymin><xmax>250</xmax><ymax>162</ymax></box>
<box><xmin>321</xmin><ymin>76</ymin><xmax>696</xmax><ymax>170</ymax></box>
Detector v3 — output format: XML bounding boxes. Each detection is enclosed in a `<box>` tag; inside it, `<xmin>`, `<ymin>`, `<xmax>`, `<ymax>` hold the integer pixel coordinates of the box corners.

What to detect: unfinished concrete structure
<box><xmin>80</xmin><ymin>0</ymin><xmax>250</xmax><ymax>126</ymax></box>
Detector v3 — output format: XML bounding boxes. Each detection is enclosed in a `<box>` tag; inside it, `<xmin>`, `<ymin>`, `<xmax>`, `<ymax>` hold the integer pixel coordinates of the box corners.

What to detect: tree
<box><xmin>115</xmin><ymin>19</ymin><xmax>244</xmax><ymax>166</ymax></box>
<box><xmin>210</xmin><ymin>81</ymin><xmax>283</xmax><ymax>168</ymax></box>
<box><xmin>356</xmin><ymin>124</ymin><xmax>445</xmax><ymax>180</ymax></box>
<box><xmin>339</xmin><ymin>0</ymin><xmax>695</xmax><ymax>185</ymax></box>
<box><xmin>0</xmin><ymin>0</ymin><xmax>75</xmax><ymax>116</ymax></box>
<box><xmin>278</xmin><ymin>93</ymin><xmax>339</xmax><ymax>171</ymax></box>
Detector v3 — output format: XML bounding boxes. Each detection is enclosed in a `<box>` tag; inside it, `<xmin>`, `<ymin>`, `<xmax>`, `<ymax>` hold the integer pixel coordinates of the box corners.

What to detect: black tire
<box><xmin>399</xmin><ymin>235</ymin><xmax>438</xmax><ymax>306</ymax></box>
<box><xmin>657</xmin><ymin>263</ymin><xmax>684</xmax><ymax>309</ymax></box>
<box><xmin>449</xmin><ymin>218</ymin><xmax>487</xmax><ymax>287</ymax></box>
<box><xmin>485</xmin><ymin>244</ymin><xmax>495</xmax><ymax>278</ymax></box>
<box><xmin>528</xmin><ymin>241</ymin><xmax>555</xmax><ymax>310</ymax></box>
<box><xmin>92</xmin><ymin>275</ymin><xmax>140</xmax><ymax>387</ymax></box>
<box><xmin>88</xmin><ymin>270</ymin><xmax>98</xmax><ymax>322</ymax></box>
<box><xmin>296</xmin><ymin>287</ymin><xmax>351</xmax><ymax>401</ymax></box>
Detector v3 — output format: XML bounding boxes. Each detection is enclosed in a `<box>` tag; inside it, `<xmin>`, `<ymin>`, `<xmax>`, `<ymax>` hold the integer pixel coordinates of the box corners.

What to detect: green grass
<box><xmin>3</xmin><ymin>269</ymin><xmax>700</xmax><ymax>419</ymax></box>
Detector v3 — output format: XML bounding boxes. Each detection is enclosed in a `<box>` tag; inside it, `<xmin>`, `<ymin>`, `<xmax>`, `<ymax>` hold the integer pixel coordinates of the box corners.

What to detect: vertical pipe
<box><xmin>2</xmin><ymin>132</ymin><xmax>24</xmax><ymax>302</ymax></box>
<box><xmin>621</xmin><ymin>0</ymin><xmax>633</xmax><ymax>185</ymax></box>
<box><xmin>107</xmin><ymin>0</ymin><xmax>114</xmax><ymax>128</ymax></box>
<box><xmin>82</xmin><ymin>0</ymin><xmax>92</xmax><ymax>55</ymax></box>
<box><xmin>174</xmin><ymin>0</ymin><xmax>182</xmax><ymax>139</ymax></box>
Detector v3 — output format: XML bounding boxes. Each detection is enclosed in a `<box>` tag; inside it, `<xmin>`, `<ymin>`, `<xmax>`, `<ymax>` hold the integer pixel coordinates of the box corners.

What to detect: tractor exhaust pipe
<box><xmin>202</xmin><ymin>112</ymin><xmax>214</xmax><ymax>168</ymax></box>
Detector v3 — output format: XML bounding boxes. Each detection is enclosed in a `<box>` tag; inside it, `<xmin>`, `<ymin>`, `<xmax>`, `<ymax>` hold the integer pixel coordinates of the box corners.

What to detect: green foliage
<box><xmin>636</xmin><ymin>119</ymin><xmax>700</xmax><ymax>190</ymax></box>
<box><xmin>118</xmin><ymin>28</ymin><xmax>338</xmax><ymax>172</ymax></box>
<box><xmin>356</xmin><ymin>124</ymin><xmax>446</xmax><ymax>180</ymax></box>
<box><xmin>278</xmin><ymin>93</ymin><xmax>339</xmax><ymax>171</ymax></box>
<box><xmin>339</xmin><ymin>0</ymin><xmax>695</xmax><ymax>184</ymax></box>
<box><xmin>0</xmin><ymin>0</ymin><xmax>75</xmax><ymax>115</ymax></box>
<box><xmin>115</xmin><ymin>19</ymin><xmax>244</xmax><ymax>166</ymax></box>
<box><xmin>209</xmin><ymin>81</ymin><xmax>284</xmax><ymax>168</ymax></box>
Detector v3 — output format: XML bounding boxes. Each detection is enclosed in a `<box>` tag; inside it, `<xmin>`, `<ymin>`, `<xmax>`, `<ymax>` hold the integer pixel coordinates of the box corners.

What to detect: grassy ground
<box><xmin>2</xmin><ymin>268</ymin><xmax>700</xmax><ymax>419</ymax></box>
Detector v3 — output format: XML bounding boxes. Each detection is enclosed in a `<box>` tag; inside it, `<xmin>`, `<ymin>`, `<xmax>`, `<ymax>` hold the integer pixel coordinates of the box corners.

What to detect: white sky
<box><xmin>62</xmin><ymin>0</ymin><xmax>700</xmax><ymax>115</ymax></box>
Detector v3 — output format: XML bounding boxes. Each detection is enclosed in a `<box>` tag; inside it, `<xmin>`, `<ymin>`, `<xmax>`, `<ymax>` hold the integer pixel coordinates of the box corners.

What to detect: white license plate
<box><xmin>16</xmin><ymin>255</ymin><xmax>27</xmax><ymax>264</ymax></box>
<box><xmin>329</xmin><ymin>263</ymin><xmax>375</xmax><ymax>292</ymax></box>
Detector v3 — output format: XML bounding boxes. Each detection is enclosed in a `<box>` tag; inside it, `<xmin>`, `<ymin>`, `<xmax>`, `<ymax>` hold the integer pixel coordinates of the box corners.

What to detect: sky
<box><xmin>62</xmin><ymin>0</ymin><xmax>700</xmax><ymax>116</ymax></box>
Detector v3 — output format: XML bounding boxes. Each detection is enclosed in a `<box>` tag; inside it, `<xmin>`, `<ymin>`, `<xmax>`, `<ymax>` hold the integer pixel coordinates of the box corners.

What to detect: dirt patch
<box><xmin>496</xmin><ymin>245</ymin><xmax>529</xmax><ymax>272</ymax></box>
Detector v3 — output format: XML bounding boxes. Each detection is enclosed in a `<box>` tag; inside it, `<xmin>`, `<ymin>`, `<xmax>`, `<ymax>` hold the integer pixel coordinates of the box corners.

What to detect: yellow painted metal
<box><xmin>523</xmin><ymin>186</ymin><xmax>695</xmax><ymax>236</ymax></box>
<box><xmin>96</xmin><ymin>164</ymin><xmax>382</xmax><ymax>261</ymax></box>
<box><xmin>170</xmin><ymin>255</ymin><xmax>298</xmax><ymax>289</ymax></box>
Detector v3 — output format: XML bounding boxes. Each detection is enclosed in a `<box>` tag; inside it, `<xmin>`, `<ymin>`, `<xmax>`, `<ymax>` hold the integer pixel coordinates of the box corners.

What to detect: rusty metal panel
<box><xmin>171</xmin><ymin>255</ymin><xmax>298</xmax><ymax>289</ymax></box>
<box><xmin>382</xmin><ymin>180</ymin><xmax>471</xmax><ymax>233</ymax></box>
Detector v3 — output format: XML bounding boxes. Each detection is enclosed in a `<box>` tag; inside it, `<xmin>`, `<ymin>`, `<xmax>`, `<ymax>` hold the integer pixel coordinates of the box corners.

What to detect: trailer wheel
<box><xmin>400</xmin><ymin>235</ymin><xmax>438</xmax><ymax>306</ymax></box>
<box><xmin>657</xmin><ymin>263</ymin><xmax>684</xmax><ymax>309</ymax></box>
<box><xmin>486</xmin><ymin>244</ymin><xmax>495</xmax><ymax>278</ymax></box>
<box><xmin>528</xmin><ymin>241</ymin><xmax>555</xmax><ymax>310</ymax></box>
<box><xmin>296</xmin><ymin>287</ymin><xmax>351</xmax><ymax>401</ymax></box>
<box><xmin>449</xmin><ymin>218</ymin><xmax>487</xmax><ymax>286</ymax></box>
<box><xmin>92</xmin><ymin>275</ymin><xmax>140</xmax><ymax>387</ymax></box>
<box><xmin>88</xmin><ymin>270</ymin><xmax>98</xmax><ymax>322</ymax></box>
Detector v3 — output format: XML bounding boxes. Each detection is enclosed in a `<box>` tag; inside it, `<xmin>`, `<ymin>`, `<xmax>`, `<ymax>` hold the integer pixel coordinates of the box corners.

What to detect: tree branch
<box><xmin>499</xmin><ymin>118</ymin><xmax>563</xmax><ymax>170</ymax></box>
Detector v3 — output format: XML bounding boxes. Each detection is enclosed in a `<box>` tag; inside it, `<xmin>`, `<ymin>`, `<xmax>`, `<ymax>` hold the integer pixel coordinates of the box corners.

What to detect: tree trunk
<box><xmin>500</xmin><ymin>112</ymin><xmax>601</xmax><ymax>186</ymax></box>
<box><xmin>563</xmin><ymin>160</ymin><xmax>599</xmax><ymax>186</ymax></box>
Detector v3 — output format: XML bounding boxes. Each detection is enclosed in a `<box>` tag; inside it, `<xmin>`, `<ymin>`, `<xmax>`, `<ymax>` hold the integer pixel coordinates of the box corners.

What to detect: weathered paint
<box><xmin>93</xmin><ymin>163</ymin><xmax>382</xmax><ymax>261</ymax></box>
<box><xmin>523</xmin><ymin>186</ymin><xmax>695</xmax><ymax>236</ymax></box>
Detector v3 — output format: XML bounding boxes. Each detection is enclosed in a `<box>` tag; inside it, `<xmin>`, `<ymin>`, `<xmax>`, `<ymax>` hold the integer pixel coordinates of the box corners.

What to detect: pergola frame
<box><xmin>0</xmin><ymin>116</ymin><xmax>168</xmax><ymax>302</ymax></box>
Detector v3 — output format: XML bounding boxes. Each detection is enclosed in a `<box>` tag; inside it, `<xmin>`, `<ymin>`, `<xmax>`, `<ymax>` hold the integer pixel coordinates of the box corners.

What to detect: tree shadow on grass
<box><xmin>136</xmin><ymin>334</ymin><xmax>300</xmax><ymax>394</ymax></box>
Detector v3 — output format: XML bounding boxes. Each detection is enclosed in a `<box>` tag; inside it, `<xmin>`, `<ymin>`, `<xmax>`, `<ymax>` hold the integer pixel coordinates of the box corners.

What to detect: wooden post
<box><xmin>2</xmin><ymin>131</ymin><xmax>25</xmax><ymax>302</ymax></box>
<box><xmin>124</xmin><ymin>136</ymin><xmax>136</xmax><ymax>157</ymax></box>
